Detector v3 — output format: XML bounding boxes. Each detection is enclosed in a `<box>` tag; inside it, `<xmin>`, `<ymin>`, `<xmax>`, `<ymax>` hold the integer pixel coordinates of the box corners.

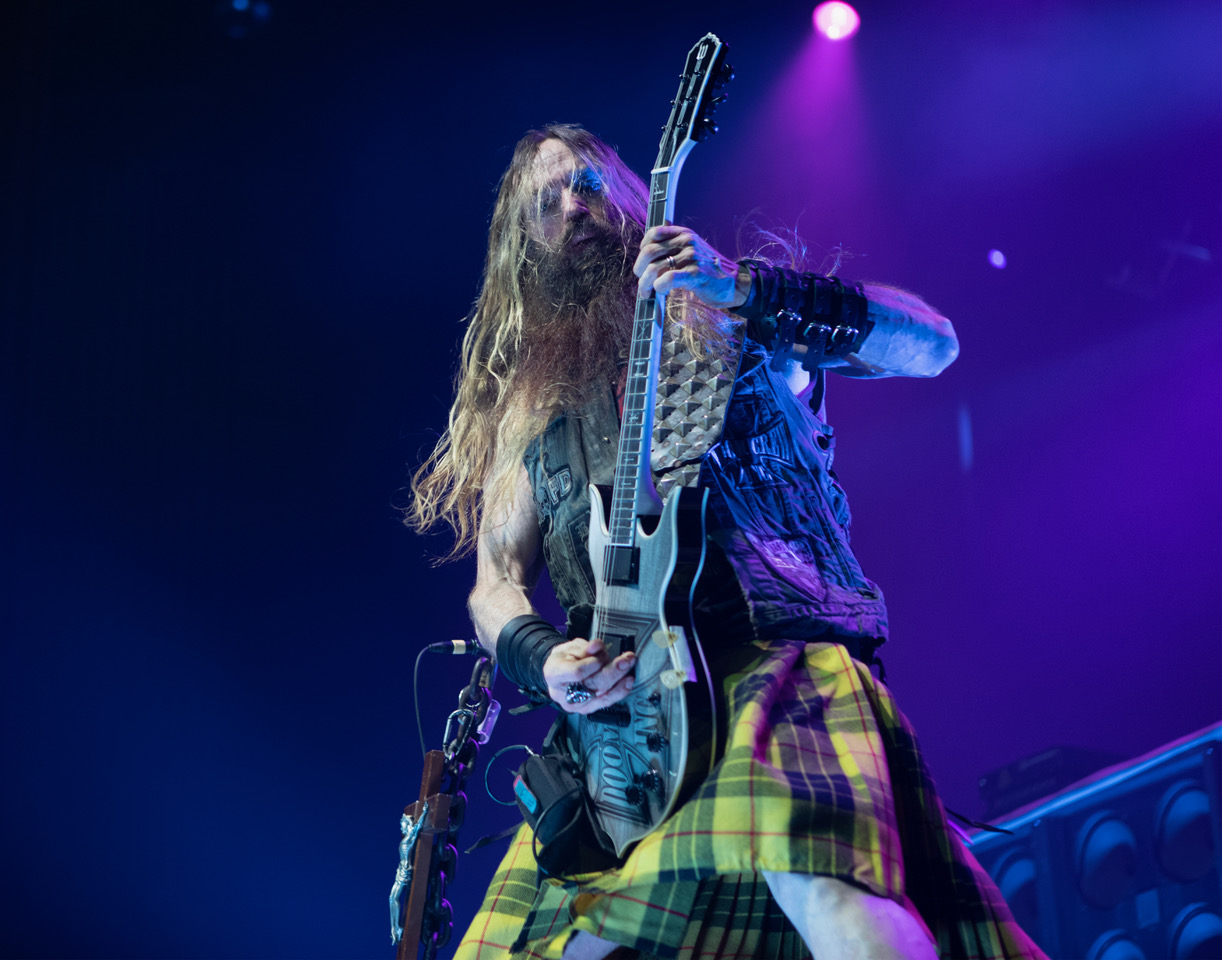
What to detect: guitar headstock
<box><xmin>655</xmin><ymin>33</ymin><xmax>733</xmax><ymax>172</ymax></box>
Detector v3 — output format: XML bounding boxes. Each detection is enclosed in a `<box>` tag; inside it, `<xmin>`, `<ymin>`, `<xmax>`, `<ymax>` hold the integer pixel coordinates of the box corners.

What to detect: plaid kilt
<box><xmin>454</xmin><ymin>640</ymin><xmax>1044</xmax><ymax>960</ymax></box>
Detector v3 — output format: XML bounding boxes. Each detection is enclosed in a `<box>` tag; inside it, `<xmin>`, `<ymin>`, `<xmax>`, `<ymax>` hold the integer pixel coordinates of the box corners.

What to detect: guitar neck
<box><xmin>606</xmin><ymin>32</ymin><xmax>729</xmax><ymax>549</ymax></box>
<box><xmin>608</xmin><ymin>154</ymin><xmax>692</xmax><ymax>543</ymax></box>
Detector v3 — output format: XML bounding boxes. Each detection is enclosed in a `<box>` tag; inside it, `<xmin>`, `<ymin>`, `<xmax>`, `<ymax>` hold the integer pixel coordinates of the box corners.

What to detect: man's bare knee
<box><xmin>763</xmin><ymin>870</ymin><xmax>855</xmax><ymax>908</ymax></box>
<box><xmin>762</xmin><ymin>871</ymin><xmax>936</xmax><ymax>960</ymax></box>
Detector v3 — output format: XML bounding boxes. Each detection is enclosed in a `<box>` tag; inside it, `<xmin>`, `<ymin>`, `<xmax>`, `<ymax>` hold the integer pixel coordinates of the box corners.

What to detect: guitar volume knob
<box><xmin>661</xmin><ymin>669</ymin><xmax>686</xmax><ymax>689</ymax></box>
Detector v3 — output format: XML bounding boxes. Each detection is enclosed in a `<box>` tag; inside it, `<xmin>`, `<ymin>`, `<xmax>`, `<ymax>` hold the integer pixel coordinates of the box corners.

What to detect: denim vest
<box><xmin>522</xmin><ymin>338</ymin><xmax>889</xmax><ymax>648</ymax></box>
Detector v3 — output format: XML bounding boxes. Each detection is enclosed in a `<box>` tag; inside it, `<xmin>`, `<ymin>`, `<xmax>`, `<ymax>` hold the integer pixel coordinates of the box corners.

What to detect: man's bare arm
<box><xmin>633</xmin><ymin>225</ymin><xmax>959</xmax><ymax>381</ymax></box>
<box><xmin>468</xmin><ymin>463</ymin><xmax>636</xmax><ymax>714</ymax></box>
<box><xmin>822</xmin><ymin>282</ymin><xmax>958</xmax><ymax>379</ymax></box>
<box><xmin>468</xmin><ymin>463</ymin><xmax>543</xmax><ymax>655</ymax></box>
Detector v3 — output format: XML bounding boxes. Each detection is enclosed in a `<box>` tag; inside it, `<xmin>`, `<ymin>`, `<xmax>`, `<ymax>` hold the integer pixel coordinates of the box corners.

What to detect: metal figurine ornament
<box><xmin>389</xmin><ymin>805</ymin><xmax>428</xmax><ymax>944</ymax></box>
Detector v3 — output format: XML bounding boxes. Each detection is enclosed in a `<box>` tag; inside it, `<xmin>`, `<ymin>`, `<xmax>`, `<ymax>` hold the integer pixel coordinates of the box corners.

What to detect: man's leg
<box><xmin>762</xmin><ymin>871</ymin><xmax>937</xmax><ymax>960</ymax></box>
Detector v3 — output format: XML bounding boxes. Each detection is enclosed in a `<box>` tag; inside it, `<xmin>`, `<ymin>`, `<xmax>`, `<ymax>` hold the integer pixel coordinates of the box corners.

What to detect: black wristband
<box><xmin>734</xmin><ymin>259</ymin><xmax>874</xmax><ymax>370</ymax></box>
<box><xmin>496</xmin><ymin>614</ymin><xmax>567</xmax><ymax>700</ymax></box>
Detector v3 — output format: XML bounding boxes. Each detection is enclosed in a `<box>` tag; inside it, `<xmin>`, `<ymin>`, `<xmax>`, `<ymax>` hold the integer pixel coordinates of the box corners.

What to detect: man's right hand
<box><xmin>542</xmin><ymin>637</ymin><xmax>636</xmax><ymax>714</ymax></box>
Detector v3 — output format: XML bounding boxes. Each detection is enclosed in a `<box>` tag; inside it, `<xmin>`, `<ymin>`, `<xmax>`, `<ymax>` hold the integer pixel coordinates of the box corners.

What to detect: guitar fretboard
<box><xmin>607</xmin><ymin>173</ymin><xmax>671</xmax><ymax>548</ymax></box>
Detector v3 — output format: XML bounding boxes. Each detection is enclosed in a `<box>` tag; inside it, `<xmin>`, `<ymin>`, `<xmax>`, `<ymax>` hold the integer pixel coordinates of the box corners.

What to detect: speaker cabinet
<box><xmin>969</xmin><ymin>725</ymin><xmax>1221</xmax><ymax>959</ymax></box>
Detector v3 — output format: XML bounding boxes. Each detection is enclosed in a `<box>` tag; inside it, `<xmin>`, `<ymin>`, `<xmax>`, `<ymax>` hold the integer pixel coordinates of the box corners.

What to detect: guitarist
<box><xmin>409</xmin><ymin>125</ymin><xmax>1045</xmax><ymax>960</ymax></box>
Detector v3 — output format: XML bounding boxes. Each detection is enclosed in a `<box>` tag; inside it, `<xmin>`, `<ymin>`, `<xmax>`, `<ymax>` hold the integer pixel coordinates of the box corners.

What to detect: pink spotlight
<box><xmin>813</xmin><ymin>1</ymin><xmax>860</xmax><ymax>41</ymax></box>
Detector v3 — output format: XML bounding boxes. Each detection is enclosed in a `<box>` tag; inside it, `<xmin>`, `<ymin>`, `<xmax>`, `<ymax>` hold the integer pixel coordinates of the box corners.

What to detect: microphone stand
<box><xmin>390</xmin><ymin>651</ymin><xmax>499</xmax><ymax>959</ymax></box>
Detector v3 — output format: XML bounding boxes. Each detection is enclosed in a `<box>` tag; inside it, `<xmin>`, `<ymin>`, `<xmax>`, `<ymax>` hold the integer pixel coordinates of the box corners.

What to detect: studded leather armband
<box><xmin>496</xmin><ymin>614</ymin><xmax>566</xmax><ymax>702</ymax></box>
<box><xmin>735</xmin><ymin>259</ymin><xmax>874</xmax><ymax>371</ymax></box>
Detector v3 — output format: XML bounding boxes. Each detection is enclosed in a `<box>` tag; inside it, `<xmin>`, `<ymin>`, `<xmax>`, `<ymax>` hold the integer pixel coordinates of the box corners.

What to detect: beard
<box><xmin>515</xmin><ymin>218</ymin><xmax>642</xmax><ymax>414</ymax></box>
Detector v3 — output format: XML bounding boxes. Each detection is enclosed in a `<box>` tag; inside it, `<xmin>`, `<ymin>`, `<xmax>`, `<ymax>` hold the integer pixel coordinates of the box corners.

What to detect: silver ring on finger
<box><xmin>564</xmin><ymin>682</ymin><xmax>593</xmax><ymax>705</ymax></box>
<box><xmin>666</xmin><ymin>255</ymin><xmax>676</xmax><ymax>271</ymax></box>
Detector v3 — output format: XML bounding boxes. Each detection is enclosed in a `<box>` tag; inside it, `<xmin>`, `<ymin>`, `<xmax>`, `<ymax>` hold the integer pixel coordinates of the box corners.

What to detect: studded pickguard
<box><xmin>652</xmin><ymin>328</ymin><xmax>744</xmax><ymax>497</ymax></box>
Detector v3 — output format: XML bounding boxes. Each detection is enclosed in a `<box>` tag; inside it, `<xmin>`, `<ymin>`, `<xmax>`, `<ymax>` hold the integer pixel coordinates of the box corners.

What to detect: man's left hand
<box><xmin>634</xmin><ymin>225</ymin><xmax>749</xmax><ymax>310</ymax></box>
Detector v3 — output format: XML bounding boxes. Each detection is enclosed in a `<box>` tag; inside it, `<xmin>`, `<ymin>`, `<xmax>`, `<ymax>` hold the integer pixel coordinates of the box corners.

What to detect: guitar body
<box><xmin>567</xmin><ymin>482</ymin><xmax>717</xmax><ymax>857</ymax></box>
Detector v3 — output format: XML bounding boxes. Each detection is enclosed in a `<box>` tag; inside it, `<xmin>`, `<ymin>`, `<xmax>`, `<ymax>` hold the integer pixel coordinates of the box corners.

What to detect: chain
<box><xmin>414</xmin><ymin>654</ymin><xmax>498</xmax><ymax>959</ymax></box>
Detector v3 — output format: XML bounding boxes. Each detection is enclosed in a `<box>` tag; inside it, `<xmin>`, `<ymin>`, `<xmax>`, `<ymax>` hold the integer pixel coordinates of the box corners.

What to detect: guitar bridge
<box><xmin>602</xmin><ymin>631</ymin><xmax>636</xmax><ymax>657</ymax></box>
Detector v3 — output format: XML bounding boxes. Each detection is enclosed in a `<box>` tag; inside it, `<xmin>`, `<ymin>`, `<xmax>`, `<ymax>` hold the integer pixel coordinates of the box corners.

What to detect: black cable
<box><xmin>484</xmin><ymin>744</ymin><xmax>533</xmax><ymax>806</ymax></box>
<box><xmin>414</xmin><ymin>640</ymin><xmax>482</xmax><ymax>761</ymax></box>
<box><xmin>414</xmin><ymin>644</ymin><xmax>430</xmax><ymax>761</ymax></box>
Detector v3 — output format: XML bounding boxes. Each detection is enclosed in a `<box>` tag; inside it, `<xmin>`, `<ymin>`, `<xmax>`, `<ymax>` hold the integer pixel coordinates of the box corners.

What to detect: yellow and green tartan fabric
<box><xmin>455</xmin><ymin>640</ymin><xmax>1044</xmax><ymax>959</ymax></box>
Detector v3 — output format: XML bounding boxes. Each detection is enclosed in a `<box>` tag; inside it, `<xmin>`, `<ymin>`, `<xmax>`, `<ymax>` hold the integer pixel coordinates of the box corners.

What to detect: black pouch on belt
<box><xmin>512</xmin><ymin>721</ymin><xmax>619</xmax><ymax>878</ymax></box>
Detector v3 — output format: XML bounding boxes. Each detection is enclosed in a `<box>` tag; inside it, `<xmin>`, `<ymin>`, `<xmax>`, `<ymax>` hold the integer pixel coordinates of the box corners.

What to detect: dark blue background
<box><xmin>4</xmin><ymin>1</ymin><xmax>1219</xmax><ymax>957</ymax></box>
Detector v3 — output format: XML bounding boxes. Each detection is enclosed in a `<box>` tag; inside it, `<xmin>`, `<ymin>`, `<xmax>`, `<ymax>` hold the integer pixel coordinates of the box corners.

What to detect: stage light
<box><xmin>813</xmin><ymin>2</ymin><xmax>860</xmax><ymax>41</ymax></box>
<box><xmin>958</xmin><ymin>404</ymin><xmax>974</xmax><ymax>474</ymax></box>
<box><xmin>988</xmin><ymin>249</ymin><xmax>1007</xmax><ymax>269</ymax></box>
<box><xmin>217</xmin><ymin>0</ymin><xmax>271</xmax><ymax>37</ymax></box>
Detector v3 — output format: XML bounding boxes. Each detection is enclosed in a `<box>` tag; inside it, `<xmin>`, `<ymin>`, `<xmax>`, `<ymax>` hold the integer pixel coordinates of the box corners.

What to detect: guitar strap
<box><xmin>651</xmin><ymin>324</ymin><xmax>745</xmax><ymax>498</ymax></box>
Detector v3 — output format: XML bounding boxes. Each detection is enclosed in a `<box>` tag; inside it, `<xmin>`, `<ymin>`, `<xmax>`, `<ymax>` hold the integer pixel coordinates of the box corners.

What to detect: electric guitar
<box><xmin>566</xmin><ymin>33</ymin><xmax>733</xmax><ymax>858</ymax></box>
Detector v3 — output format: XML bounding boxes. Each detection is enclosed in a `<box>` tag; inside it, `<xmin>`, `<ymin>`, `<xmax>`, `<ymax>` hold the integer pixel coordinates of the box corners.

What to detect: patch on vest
<box><xmin>543</xmin><ymin>465</ymin><xmax>573</xmax><ymax>505</ymax></box>
<box><xmin>652</xmin><ymin>329</ymin><xmax>743</xmax><ymax>497</ymax></box>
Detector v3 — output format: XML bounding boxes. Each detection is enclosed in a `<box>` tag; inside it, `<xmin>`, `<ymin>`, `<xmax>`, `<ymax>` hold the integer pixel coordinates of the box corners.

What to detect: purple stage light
<box><xmin>813</xmin><ymin>2</ymin><xmax>860</xmax><ymax>41</ymax></box>
<box><xmin>988</xmin><ymin>249</ymin><xmax>1007</xmax><ymax>269</ymax></box>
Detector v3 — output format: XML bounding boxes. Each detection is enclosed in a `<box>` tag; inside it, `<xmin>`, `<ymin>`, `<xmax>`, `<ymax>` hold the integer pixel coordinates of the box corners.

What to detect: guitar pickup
<box><xmin>604</xmin><ymin>545</ymin><xmax>640</xmax><ymax>586</ymax></box>
<box><xmin>587</xmin><ymin>703</ymin><xmax>632</xmax><ymax>728</ymax></box>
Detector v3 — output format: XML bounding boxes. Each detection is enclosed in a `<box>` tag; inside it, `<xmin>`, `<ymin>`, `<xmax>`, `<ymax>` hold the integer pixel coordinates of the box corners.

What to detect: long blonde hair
<box><xmin>408</xmin><ymin>125</ymin><xmax>734</xmax><ymax>558</ymax></box>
